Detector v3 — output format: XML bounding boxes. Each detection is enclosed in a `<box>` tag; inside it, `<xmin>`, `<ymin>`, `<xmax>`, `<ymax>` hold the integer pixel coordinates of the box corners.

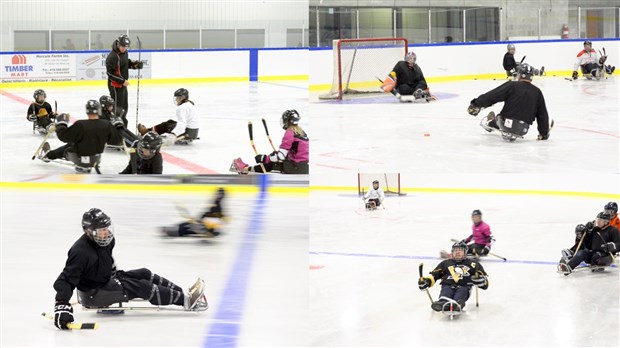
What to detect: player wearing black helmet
<box><xmin>27</xmin><ymin>89</ymin><xmax>57</xmax><ymax>135</ymax></box>
<box><xmin>603</xmin><ymin>202</ymin><xmax>619</xmax><ymax>232</ymax></box>
<box><xmin>380</xmin><ymin>51</ymin><xmax>432</xmax><ymax>102</ymax></box>
<box><xmin>572</xmin><ymin>40</ymin><xmax>615</xmax><ymax>80</ymax></box>
<box><xmin>105</xmin><ymin>34</ymin><xmax>144</xmax><ymax>126</ymax></box>
<box><xmin>119</xmin><ymin>132</ymin><xmax>163</xmax><ymax>174</ymax></box>
<box><xmin>468</xmin><ymin>63</ymin><xmax>552</xmax><ymax>142</ymax></box>
<box><xmin>100</xmin><ymin>95</ymin><xmax>139</xmax><ymax>148</ymax></box>
<box><xmin>163</xmin><ymin>188</ymin><xmax>227</xmax><ymax>238</ymax></box>
<box><xmin>137</xmin><ymin>88</ymin><xmax>198</xmax><ymax>144</ymax></box>
<box><xmin>232</xmin><ymin>109</ymin><xmax>309</xmax><ymax>174</ymax></box>
<box><xmin>39</xmin><ymin>99</ymin><xmax>122</xmax><ymax>173</ymax></box>
<box><xmin>419</xmin><ymin>241</ymin><xmax>489</xmax><ymax>313</ymax></box>
<box><xmin>558</xmin><ymin>212</ymin><xmax>620</xmax><ymax>275</ymax></box>
<box><xmin>502</xmin><ymin>44</ymin><xmax>544</xmax><ymax>78</ymax></box>
<box><xmin>51</xmin><ymin>208</ymin><xmax>207</xmax><ymax>330</ymax></box>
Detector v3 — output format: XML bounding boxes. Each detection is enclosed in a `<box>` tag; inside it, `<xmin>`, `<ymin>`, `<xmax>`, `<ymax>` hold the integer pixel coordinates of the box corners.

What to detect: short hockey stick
<box><xmin>248</xmin><ymin>121</ymin><xmax>267</xmax><ymax>173</ymax></box>
<box><xmin>135</xmin><ymin>36</ymin><xmax>142</xmax><ymax>135</ymax></box>
<box><xmin>419</xmin><ymin>262</ymin><xmax>433</xmax><ymax>303</ymax></box>
<box><xmin>31</xmin><ymin>124</ymin><xmax>55</xmax><ymax>160</ymax></box>
<box><xmin>41</xmin><ymin>312</ymin><xmax>99</xmax><ymax>330</ymax></box>
<box><xmin>261</xmin><ymin>118</ymin><xmax>277</xmax><ymax>152</ymax></box>
<box><xmin>475</xmin><ymin>286</ymin><xmax>479</xmax><ymax>307</ymax></box>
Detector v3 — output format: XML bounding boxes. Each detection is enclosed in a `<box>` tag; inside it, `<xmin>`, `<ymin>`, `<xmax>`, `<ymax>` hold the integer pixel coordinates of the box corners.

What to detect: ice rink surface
<box><xmin>311</xmin><ymin>76</ymin><xmax>619</xmax><ymax>177</ymax></box>
<box><xmin>309</xmin><ymin>187</ymin><xmax>620</xmax><ymax>347</ymax></box>
<box><xmin>1</xmin><ymin>187</ymin><xmax>308</xmax><ymax>347</ymax></box>
<box><xmin>0</xmin><ymin>80</ymin><xmax>307</xmax><ymax>175</ymax></box>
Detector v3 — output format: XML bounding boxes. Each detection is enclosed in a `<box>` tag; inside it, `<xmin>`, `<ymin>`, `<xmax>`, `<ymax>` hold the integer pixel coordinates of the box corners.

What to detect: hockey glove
<box><xmin>254</xmin><ymin>154</ymin><xmax>267</xmax><ymax>163</ymax></box>
<box><xmin>572</xmin><ymin>71</ymin><xmax>578</xmax><ymax>80</ymax></box>
<box><xmin>467</xmin><ymin>102</ymin><xmax>481</xmax><ymax>116</ymax></box>
<box><xmin>585</xmin><ymin>221</ymin><xmax>595</xmax><ymax>232</ymax></box>
<box><xmin>417</xmin><ymin>276</ymin><xmax>433</xmax><ymax>290</ymax></box>
<box><xmin>54</xmin><ymin>301</ymin><xmax>74</xmax><ymax>330</ymax></box>
<box><xmin>602</xmin><ymin>242</ymin><xmax>616</xmax><ymax>253</ymax></box>
<box><xmin>599</xmin><ymin>56</ymin><xmax>607</xmax><ymax>64</ymax></box>
<box><xmin>111</xmin><ymin>117</ymin><xmax>125</xmax><ymax>130</ymax></box>
<box><xmin>561</xmin><ymin>249</ymin><xmax>573</xmax><ymax>259</ymax></box>
<box><xmin>482</xmin><ymin>246</ymin><xmax>490</xmax><ymax>255</ymax></box>
<box><xmin>27</xmin><ymin>114</ymin><xmax>37</xmax><ymax>122</ymax></box>
<box><xmin>131</xmin><ymin>61</ymin><xmax>144</xmax><ymax>69</ymax></box>
<box><xmin>56</xmin><ymin>113</ymin><xmax>70</xmax><ymax>127</ymax></box>
<box><xmin>537</xmin><ymin>133</ymin><xmax>549</xmax><ymax>141</ymax></box>
<box><xmin>471</xmin><ymin>274</ymin><xmax>487</xmax><ymax>287</ymax></box>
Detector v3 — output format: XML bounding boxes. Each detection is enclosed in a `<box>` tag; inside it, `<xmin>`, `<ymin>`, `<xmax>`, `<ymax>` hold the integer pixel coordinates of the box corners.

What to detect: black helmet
<box><xmin>583</xmin><ymin>40</ymin><xmax>592</xmax><ymax>46</ymax></box>
<box><xmin>85</xmin><ymin>100</ymin><xmax>101</xmax><ymax>115</ymax></box>
<box><xmin>451</xmin><ymin>241</ymin><xmax>468</xmax><ymax>260</ymax></box>
<box><xmin>173</xmin><ymin>88</ymin><xmax>189</xmax><ymax>105</ymax></box>
<box><xmin>472</xmin><ymin>210</ymin><xmax>482</xmax><ymax>217</ymax></box>
<box><xmin>216</xmin><ymin>187</ymin><xmax>226</xmax><ymax>199</ymax></box>
<box><xmin>33</xmin><ymin>89</ymin><xmax>46</xmax><ymax>103</ymax></box>
<box><xmin>604</xmin><ymin>202</ymin><xmax>618</xmax><ymax>215</ymax></box>
<box><xmin>517</xmin><ymin>63</ymin><xmax>535</xmax><ymax>81</ymax></box>
<box><xmin>137</xmin><ymin>132</ymin><xmax>162</xmax><ymax>159</ymax></box>
<box><xmin>82</xmin><ymin>208</ymin><xmax>114</xmax><ymax>247</ymax></box>
<box><xmin>281</xmin><ymin>109</ymin><xmax>300</xmax><ymax>129</ymax></box>
<box><xmin>575</xmin><ymin>224</ymin><xmax>586</xmax><ymax>235</ymax></box>
<box><xmin>99</xmin><ymin>95</ymin><xmax>115</xmax><ymax>110</ymax></box>
<box><xmin>597</xmin><ymin>211</ymin><xmax>611</xmax><ymax>221</ymax></box>
<box><xmin>117</xmin><ymin>34</ymin><xmax>130</xmax><ymax>47</ymax></box>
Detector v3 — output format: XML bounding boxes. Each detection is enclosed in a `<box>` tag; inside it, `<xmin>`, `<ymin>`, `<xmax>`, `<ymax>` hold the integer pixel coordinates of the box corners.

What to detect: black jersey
<box><xmin>390</xmin><ymin>61</ymin><xmax>428</xmax><ymax>90</ymax></box>
<box><xmin>203</xmin><ymin>196</ymin><xmax>224</xmax><ymax>218</ymax></box>
<box><xmin>471</xmin><ymin>80</ymin><xmax>550</xmax><ymax>136</ymax></box>
<box><xmin>56</xmin><ymin>119</ymin><xmax>122</xmax><ymax>156</ymax></box>
<box><xmin>53</xmin><ymin>234</ymin><xmax>116</xmax><ymax>302</ymax></box>
<box><xmin>503</xmin><ymin>52</ymin><xmax>517</xmax><ymax>71</ymax></box>
<box><xmin>120</xmin><ymin>151</ymin><xmax>163</xmax><ymax>174</ymax></box>
<box><xmin>429</xmin><ymin>258</ymin><xmax>488</xmax><ymax>288</ymax></box>
<box><xmin>106</xmin><ymin>41</ymin><xmax>138</xmax><ymax>88</ymax></box>
<box><xmin>27</xmin><ymin>102</ymin><xmax>53</xmax><ymax>120</ymax></box>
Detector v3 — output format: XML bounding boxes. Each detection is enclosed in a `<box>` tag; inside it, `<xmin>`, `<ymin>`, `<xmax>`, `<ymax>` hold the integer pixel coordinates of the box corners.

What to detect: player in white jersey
<box><xmin>362</xmin><ymin>180</ymin><xmax>385</xmax><ymax>210</ymax></box>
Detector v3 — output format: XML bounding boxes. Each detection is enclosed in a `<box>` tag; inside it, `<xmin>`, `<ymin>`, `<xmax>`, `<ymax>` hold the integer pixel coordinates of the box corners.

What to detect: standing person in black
<box><xmin>120</xmin><ymin>132</ymin><xmax>163</xmax><ymax>174</ymax></box>
<box><xmin>105</xmin><ymin>34</ymin><xmax>143</xmax><ymax>127</ymax></box>
<box><xmin>380</xmin><ymin>51</ymin><xmax>431</xmax><ymax>101</ymax></box>
<box><xmin>40</xmin><ymin>100</ymin><xmax>123</xmax><ymax>173</ymax></box>
<box><xmin>467</xmin><ymin>64</ymin><xmax>551</xmax><ymax>142</ymax></box>
<box><xmin>52</xmin><ymin>208</ymin><xmax>208</xmax><ymax>330</ymax></box>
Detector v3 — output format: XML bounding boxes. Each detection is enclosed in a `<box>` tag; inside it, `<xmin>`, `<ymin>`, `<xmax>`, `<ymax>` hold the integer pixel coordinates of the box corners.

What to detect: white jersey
<box><xmin>573</xmin><ymin>49</ymin><xmax>600</xmax><ymax>71</ymax></box>
<box><xmin>364</xmin><ymin>187</ymin><xmax>385</xmax><ymax>201</ymax></box>
<box><xmin>176</xmin><ymin>101</ymin><xmax>199</xmax><ymax>133</ymax></box>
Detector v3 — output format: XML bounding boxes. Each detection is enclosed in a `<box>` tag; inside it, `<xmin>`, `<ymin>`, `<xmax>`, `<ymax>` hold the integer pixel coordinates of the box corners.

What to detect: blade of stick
<box><xmin>520</xmin><ymin>55</ymin><xmax>526</xmax><ymax>64</ymax></box>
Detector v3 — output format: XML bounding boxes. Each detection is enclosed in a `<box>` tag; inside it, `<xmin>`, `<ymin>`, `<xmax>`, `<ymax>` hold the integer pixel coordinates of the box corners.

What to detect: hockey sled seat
<box><xmin>497</xmin><ymin>115</ymin><xmax>528</xmax><ymax>142</ymax></box>
<box><xmin>66</xmin><ymin>152</ymin><xmax>101</xmax><ymax>170</ymax></box>
<box><xmin>77</xmin><ymin>279</ymin><xmax>128</xmax><ymax>308</ymax></box>
<box><xmin>365</xmin><ymin>201</ymin><xmax>377</xmax><ymax>210</ymax></box>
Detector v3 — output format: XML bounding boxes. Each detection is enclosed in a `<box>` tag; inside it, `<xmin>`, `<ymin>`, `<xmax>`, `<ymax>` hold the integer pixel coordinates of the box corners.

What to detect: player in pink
<box><xmin>461</xmin><ymin>210</ymin><xmax>494</xmax><ymax>257</ymax></box>
<box><xmin>231</xmin><ymin>110</ymin><xmax>309</xmax><ymax>174</ymax></box>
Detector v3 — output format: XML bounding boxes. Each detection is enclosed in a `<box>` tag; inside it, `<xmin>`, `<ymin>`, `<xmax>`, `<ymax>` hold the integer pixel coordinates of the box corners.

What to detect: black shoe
<box><xmin>431</xmin><ymin>300</ymin><xmax>447</xmax><ymax>312</ymax></box>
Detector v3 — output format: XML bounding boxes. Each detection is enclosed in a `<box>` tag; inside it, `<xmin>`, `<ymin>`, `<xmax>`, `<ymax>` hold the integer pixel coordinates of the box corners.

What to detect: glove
<box><xmin>482</xmin><ymin>246</ymin><xmax>490</xmax><ymax>255</ymax></box>
<box><xmin>602</xmin><ymin>242</ymin><xmax>616</xmax><ymax>253</ymax></box>
<box><xmin>418</xmin><ymin>277</ymin><xmax>432</xmax><ymax>290</ymax></box>
<box><xmin>54</xmin><ymin>301</ymin><xmax>74</xmax><ymax>330</ymax></box>
<box><xmin>599</xmin><ymin>56</ymin><xmax>607</xmax><ymax>64</ymax></box>
<box><xmin>467</xmin><ymin>102</ymin><xmax>481</xmax><ymax>116</ymax></box>
<box><xmin>56</xmin><ymin>113</ymin><xmax>69</xmax><ymax>127</ymax></box>
<box><xmin>537</xmin><ymin>133</ymin><xmax>549</xmax><ymax>141</ymax></box>
<box><xmin>131</xmin><ymin>61</ymin><xmax>144</xmax><ymax>69</ymax></box>
<box><xmin>111</xmin><ymin>117</ymin><xmax>125</xmax><ymax>130</ymax></box>
<box><xmin>585</xmin><ymin>221</ymin><xmax>594</xmax><ymax>232</ymax></box>
<box><xmin>471</xmin><ymin>274</ymin><xmax>487</xmax><ymax>287</ymax></box>
<box><xmin>255</xmin><ymin>154</ymin><xmax>267</xmax><ymax>163</ymax></box>
<box><xmin>561</xmin><ymin>248</ymin><xmax>573</xmax><ymax>259</ymax></box>
<box><xmin>572</xmin><ymin>71</ymin><xmax>578</xmax><ymax>80</ymax></box>
<box><xmin>49</xmin><ymin>112</ymin><xmax>57</xmax><ymax>119</ymax></box>
<box><xmin>27</xmin><ymin>114</ymin><xmax>37</xmax><ymax>122</ymax></box>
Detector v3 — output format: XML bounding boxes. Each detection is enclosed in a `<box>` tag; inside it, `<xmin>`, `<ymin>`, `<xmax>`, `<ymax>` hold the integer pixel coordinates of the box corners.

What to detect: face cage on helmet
<box><xmin>90</xmin><ymin>225</ymin><xmax>114</xmax><ymax>247</ymax></box>
<box><xmin>138</xmin><ymin>143</ymin><xmax>158</xmax><ymax>159</ymax></box>
<box><xmin>451</xmin><ymin>246</ymin><xmax>467</xmax><ymax>260</ymax></box>
<box><xmin>604</xmin><ymin>209</ymin><xmax>617</xmax><ymax>216</ymax></box>
<box><xmin>596</xmin><ymin>217</ymin><xmax>610</xmax><ymax>226</ymax></box>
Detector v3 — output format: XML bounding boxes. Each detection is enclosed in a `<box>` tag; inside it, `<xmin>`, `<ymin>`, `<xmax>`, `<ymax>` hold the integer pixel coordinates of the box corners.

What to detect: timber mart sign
<box><xmin>1</xmin><ymin>53</ymin><xmax>76</xmax><ymax>82</ymax></box>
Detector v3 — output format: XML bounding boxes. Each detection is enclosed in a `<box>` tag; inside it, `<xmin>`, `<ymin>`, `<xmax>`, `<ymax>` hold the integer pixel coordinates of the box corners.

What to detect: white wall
<box><xmin>151</xmin><ymin>51</ymin><xmax>249</xmax><ymax>79</ymax></box>
<box><xmin>310</xmin><ymin>39</ymin><xmax>620</xmax><ymax>88</ymax></box>
<box><xmin>0</xmin><ymin>0</ymin><xmax>308</xmax><ymax>50</ymax></box>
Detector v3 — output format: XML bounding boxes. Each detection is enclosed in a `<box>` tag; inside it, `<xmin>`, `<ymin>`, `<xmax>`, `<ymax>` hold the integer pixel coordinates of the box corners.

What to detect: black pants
<box><xmin>108</xmin><ymin>81</ymin><xmax>128</xmax><ymax>127</ymax></box>
<box><xmin>79</xmin><ymin>268</ymin><xmax>185</xmax><ymax>308</ymax></box>
<box><xmin>251</xmin><ymin>160</ymin><xmax>308</xmax><ymax>174</ymax></box>
<box><xmin>120</xmin><ymin>128</ymin><xmax>139</xmax><ymax>147</ymax></box>
<box><xmin>396</xmin><ymin>83</ymin><xmax>426</xmax><ymax>96</ymax></box>
<box><xmin>47</xmin><ymin>144</ymin><xmax>72</xmax><ymax>160</ymax></box>
<box><xmin>439</xmin><ymin>284</ymin><xmax>471</xmax><ymax>305</ymax></box>
<box><xmin>581</xmin><ymin>63</ymin><xmax>600</xmax><ymax>76</ymax></box>
<box><xmin>368</xmin><ymin>198</ymin><xmax>381</xmax><ymax>207</ymax></box>
<box><xmin>467</xmin><ymin>243</ymin><xmax>489</xmax><ymax>256</ymax></box>
<box><xmin>35</xmin><ymin>116</ymin><xmax>54</xmax><ymax>129</ymax></box>
<box><xmin>567</xmin><ymin>250</ymin><xmax>613</xmax><ymax>269</ymax></box>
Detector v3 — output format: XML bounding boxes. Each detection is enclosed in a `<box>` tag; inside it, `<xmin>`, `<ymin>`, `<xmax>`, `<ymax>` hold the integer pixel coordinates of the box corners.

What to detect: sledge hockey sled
<box><xmin>440</xmin><ymin>298</ymin><xmax>464</xmax><ymax>320</ymax></box>
<box><xmin>365</xmin><ymin>201</ymin><xmax>377</xmax><ymax>211</ymax></box>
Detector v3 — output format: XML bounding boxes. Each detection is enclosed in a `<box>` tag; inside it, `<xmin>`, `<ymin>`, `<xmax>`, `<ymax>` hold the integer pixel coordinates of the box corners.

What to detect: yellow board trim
<box><xmin>258</xmin><ymin>75</ymin><xmax>309</xmax><ymax>81</ymax></box>
<box><xmin>310</xmin><ymin>186</ymin><xmax>620</xmax><ymax>199</ymax></box>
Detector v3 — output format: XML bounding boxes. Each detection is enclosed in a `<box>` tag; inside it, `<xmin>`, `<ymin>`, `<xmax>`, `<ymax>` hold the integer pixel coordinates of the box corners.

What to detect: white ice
<box><xmin>1</xmin><ymin>187</ymin><xmax>308</xmax><ymax>347</ymax></box>
<box><xmin>311</xmin><ymin>77</ymin><xmax>619</xmax><ymax>179</ymax></box>
<box><xmin>0</xmin><ymin>80</ymin><xmax>307</xmax><ymax>175</ymax></box>
<box><xmin>309</xmin><ymin>184</ymin><xmax>620</xmax><ymax>347</ymax></box>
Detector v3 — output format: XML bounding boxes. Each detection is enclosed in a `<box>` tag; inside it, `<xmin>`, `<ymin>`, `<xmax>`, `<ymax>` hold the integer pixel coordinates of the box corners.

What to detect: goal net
<box><xmin>320</xmin><ymin>38</ymin><xmax>408</xmax><ymax>100</ymax></box>
<box><xmin>358</xmin><ymin>173</ymin><xmax>405</xmax><ymax>196</ymax></box>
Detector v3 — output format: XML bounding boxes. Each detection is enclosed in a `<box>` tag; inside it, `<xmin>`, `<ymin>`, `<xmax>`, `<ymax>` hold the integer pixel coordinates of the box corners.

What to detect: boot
<box><xmin>38</xmin><ymin>142</ymin><xmax>51</xmax><ymax>162</ymax></box>
<box><xmin>431</xmin><ymin>299</ymin><xmax>447</xmax><ymax>312</ymax></box>
<box><xmin>480</xmin><ymin>112</ymin><xmax>497</xmax><ymax>133</ymax></box>
<box><xmin>184</xmin><ymin>278</ymin><xmax>208</xmax><ymax>311</ymax></box>
<box><xmin>557</xmin><ymin>260</ymin><xmax>572</xmax><ymax>276</ymax></box>
<box><xmin>230</xmin><ymin>158</ymin><xmax>249</xmax><ymax>174</ymax></box>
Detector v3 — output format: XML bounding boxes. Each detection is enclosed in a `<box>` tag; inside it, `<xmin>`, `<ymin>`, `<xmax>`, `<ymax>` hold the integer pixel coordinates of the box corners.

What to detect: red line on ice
<box><xmin>1</xmin><ymin>89</ymin><xmax>219</xmax><ymax>173</ymax></box>
<box><xmin>309</xmin><ymin>265</ymin><xmax>325</xmax><ymax>270</ymax></box>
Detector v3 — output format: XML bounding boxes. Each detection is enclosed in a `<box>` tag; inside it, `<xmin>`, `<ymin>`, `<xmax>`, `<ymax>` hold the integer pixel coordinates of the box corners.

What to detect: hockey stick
<box><xmin>41</xmin><ymin>313</ymin><xmax>98</xmax><ymax>330</ymax></box>
<box><xmin>261</xmin><ymin>118</ymin><xmax>277</xmax><ymax>152</ymax></box>
<box><xmin>475</xmin><ymin>286</ymin><xmax>479</xmax><ymax>307</ymax></box>
<box><xmin>248</xmin><ymin>121</ymin><xmax>267</xmax><ymax>173</ymax></box>
<box><xmin>419</xmin><ymin>263</ymin><xmax>434</xmax><ymax>303</ymax></box>
<box><xmin>135</xmin><ymin>36</ymin><xmax>142</xmax><ymax>135</ymax></box>
<box><xmin>31</xmin><ymin>124</ymin><xmax>55</xmax><ymax>160</ymax></box>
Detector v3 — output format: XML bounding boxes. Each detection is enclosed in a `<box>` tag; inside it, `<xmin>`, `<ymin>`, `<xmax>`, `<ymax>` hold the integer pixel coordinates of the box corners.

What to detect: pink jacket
<box><xmin>465</xmin><ymin>221</ymin><xmax>492</xmax><ymax>247</ymax></box>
